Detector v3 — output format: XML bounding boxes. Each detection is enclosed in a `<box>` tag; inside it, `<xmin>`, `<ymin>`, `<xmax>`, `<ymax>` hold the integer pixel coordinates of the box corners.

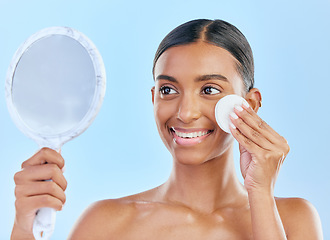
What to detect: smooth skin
<box><xmin>11</xmin><ymin>42</ymin><xmax>323</xmax><ymax>239</ymax></box>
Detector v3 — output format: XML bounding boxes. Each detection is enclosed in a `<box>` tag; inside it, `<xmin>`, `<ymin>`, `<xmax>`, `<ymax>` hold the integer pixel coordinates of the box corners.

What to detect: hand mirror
<box><xmin>5</xmin><ymin>27</ymin><xmax>106</xmax><ymax>239</ymax></box>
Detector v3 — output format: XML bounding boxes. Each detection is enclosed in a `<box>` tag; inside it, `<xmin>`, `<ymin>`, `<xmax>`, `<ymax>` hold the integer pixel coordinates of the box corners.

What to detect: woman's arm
<box><xmin>229</xmin><ymin>97</ymin><xmax>322</xmax><ymax>239</ymax></box>
<box><xmin>248</xmin><ymin>192</ymin><xmax>323</xmax><ymax>239</ymax></box>
<box><xmin>248</xmin><ymin>191</ymin><xmax>287</xmax><ymax>239</ymax></box>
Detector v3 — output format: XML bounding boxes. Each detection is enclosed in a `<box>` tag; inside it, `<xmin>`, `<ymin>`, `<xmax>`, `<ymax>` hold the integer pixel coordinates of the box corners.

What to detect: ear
<box><xmin>245</xmin><ymin>88</ymin><xmax>262</xmax><ymax>113</ymax></box>
<box><xmin>151</xmin><ymin>86</ymin><xmax>155</xmax><ymax>105</ymax></box>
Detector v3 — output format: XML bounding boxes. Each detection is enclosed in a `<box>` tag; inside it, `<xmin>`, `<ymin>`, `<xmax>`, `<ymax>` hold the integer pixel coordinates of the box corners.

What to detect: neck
<box><xmin>160</xmin><ymin>146</ymin><xmax>247</xmax><ymax>213</ymax></box>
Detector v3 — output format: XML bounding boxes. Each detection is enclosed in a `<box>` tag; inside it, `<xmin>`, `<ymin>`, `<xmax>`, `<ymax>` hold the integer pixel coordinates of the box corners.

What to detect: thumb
<box><xmin>239</xmin><ymin>144</ymin><xmax>252</xmax><ymax>179</ymax></box>
<box><xmin>239</xmin><ymin>144</ymin><xmax>249</xmax><ymax>155</ymax></box>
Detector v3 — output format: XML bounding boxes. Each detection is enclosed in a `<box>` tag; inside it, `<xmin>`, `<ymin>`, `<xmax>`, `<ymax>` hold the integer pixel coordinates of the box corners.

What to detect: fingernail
<box><xmin>230</xmin><ymin>112</ymin><xmax>238</xmax><ymax>119</ymax></box>
<box><xmin>230</xmin><ymin>122</ymin><xmax>236</xmax><ymax>129</ymax></box>
<box><xmin>234</xmin><ymin>105</ymin><xmax>243</xmax><ymax>112</ymax></box>
<box><xmin>243</xmin><ymin>101</ymin><xmax>250</xmax><ymax>108</ymax></box>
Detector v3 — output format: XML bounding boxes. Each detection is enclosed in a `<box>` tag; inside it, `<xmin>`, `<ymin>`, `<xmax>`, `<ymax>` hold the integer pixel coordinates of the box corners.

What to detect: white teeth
<box><xmin>173</xmin><ymin>129</ymin><xmax>210</xmax><ymax>138</ymax></box>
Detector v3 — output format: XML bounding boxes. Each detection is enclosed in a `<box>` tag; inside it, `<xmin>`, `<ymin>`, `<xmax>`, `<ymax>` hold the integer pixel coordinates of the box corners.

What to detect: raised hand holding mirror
<box><xmin>5</xmin><ymin>27</ymin><xmax>106</xmax><ymax>239</ymax></box>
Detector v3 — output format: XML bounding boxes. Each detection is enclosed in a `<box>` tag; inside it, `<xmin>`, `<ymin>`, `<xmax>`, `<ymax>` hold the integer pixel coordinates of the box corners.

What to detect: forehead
<box><xmin>154</xmin><ymin>42</ymin><xmax>242</xmax><ymax>86</ymax></box>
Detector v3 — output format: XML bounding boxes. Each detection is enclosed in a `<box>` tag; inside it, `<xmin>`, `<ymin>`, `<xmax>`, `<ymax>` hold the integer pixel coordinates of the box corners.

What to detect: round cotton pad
<box><xmin>215</xmin><ymin>94</ymin><xmax>249</xmax><ymax>134</ymax></box>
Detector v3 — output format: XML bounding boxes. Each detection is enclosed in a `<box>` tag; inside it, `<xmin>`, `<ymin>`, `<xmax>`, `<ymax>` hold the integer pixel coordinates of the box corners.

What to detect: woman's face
<box><xmin>152</xmin><ymin>42</ymin><xmax>245</xmax><ymax>165</ymax></box>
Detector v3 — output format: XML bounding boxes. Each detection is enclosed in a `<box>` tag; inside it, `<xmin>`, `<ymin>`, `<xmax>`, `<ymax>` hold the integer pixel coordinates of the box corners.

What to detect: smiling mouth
<box><xmin>170</xmin><ymin>127</ymin><xmax>213</xmax><ymax>139</ymax></box>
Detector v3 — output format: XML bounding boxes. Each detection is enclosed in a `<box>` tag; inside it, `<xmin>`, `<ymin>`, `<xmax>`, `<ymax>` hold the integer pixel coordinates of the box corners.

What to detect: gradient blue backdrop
<box><xmin>1</xmin><ymin>0</ymin><xmax>329</xmax><ymax>238</ymax></box>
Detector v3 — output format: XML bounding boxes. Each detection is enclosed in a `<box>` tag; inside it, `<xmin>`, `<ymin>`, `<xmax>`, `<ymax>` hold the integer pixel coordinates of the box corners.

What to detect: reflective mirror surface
<box><xmin>12</xmin><ymin>35</ymin><xmax>96</xmax><ymax>135</ymax></box>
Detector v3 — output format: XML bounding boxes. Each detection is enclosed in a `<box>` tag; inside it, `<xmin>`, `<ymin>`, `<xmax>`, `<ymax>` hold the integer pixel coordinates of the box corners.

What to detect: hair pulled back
<box><xmin>153</xmin><ymin>19</ymin><xmax>254</xmax><ymax>92</ymax></box>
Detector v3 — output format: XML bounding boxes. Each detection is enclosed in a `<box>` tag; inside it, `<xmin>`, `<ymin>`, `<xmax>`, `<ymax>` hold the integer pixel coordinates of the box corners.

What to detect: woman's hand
<box><xmin>229</xmin><ymin>102</ymin><xmax>290</xmax><ymax>195</ymax></box>
<box><xmin>11</xmin><ymin>148</ymin><xmax>67</xmax><ymax>239</ymax></box>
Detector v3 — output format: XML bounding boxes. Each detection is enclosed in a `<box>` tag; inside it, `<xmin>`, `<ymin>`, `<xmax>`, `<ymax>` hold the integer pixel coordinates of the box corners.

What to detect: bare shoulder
<box><xmin>67</xmin><ymin>198</ymin><xmax>134</xmax><ymax>239</ymax></box>
<box><xmin>275</xmin><ymin>197</ymin><xmax>323</xmax><ymax>239</ymax></box>
<box><xmin>68</xmin><ymin>189</ymin><xmax>160</xmax><ymax>240</ymax></box>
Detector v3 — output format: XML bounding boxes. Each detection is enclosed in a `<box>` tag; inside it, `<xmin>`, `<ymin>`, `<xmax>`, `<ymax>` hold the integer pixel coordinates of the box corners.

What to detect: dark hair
<box><xmin>153</xmin><ymin>19</ymin><xmax>254</xmax><ymax>92</ymax></box>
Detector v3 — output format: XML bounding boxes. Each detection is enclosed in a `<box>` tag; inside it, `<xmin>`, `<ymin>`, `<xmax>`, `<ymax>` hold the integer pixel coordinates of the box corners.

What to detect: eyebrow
<box><xmin>196</xmin><ymin>74</ymin><xmax>228</xmax><ymax>82</ymax></box>
<box><xmin>155</xmin><ymin>74</ymin><xmax>228</xmax><ymax>83</ymax></box>
<box><xmin>155</xmin><ymin>75</ymin><xmax>178</xmax><ymax>83</ymax></box>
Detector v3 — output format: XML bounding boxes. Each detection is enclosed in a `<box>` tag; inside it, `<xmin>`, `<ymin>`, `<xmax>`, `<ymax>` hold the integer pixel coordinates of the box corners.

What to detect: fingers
<box><xmin>230</xmin><ymin>103</ymin><xmax>289</xmax><ymax>153</ymax></box>
<box><xmin>235</xmin><ymin>104</ymin><xmax>281</xmax><ymax>144</ymax></box>
<box><xmin>229</xmin><ymin>102</ymin><xmax>290</xmax><ymax>194</ymax></box>
<box><xmin>229</xmin><ymin>103</ymin><xmax>290</xmax><ymax>169</ymax></box>
<box><xmin>12</xmin><ymin>148</ymin><xmax>67</xmax><ymax>237</ymax></box>
<box><xmin>14</xmin><ymin>164</ymin><xmax>67</xmax><ymax>191</ymax></box>
<box><xmin>22</xmin><ymin>147</ymin><xmax>65</xmax><ymax>170</ymax></box>
<box><xmin>15</xmin><ymin>181</ymin><xmax>66</xmax><ymax>205</ymax></box>
<box><xmin>15</xmin><ymin>148</ymin><xmax>67</xmax><ymax>209</ymax></box>
<box><xmin>15</xmin><ymin>195</ymin><xmax>64</xmax><ymax>214</ymax></box>
<box><xmin>230</xmin><ymin>111</ymin><xmax>272</xmax><ymax>151</ymax></box>
<box><xmin>13</xmin><ymin>195</ymin><xmax>63</xmax><ymax>237</ymax></box>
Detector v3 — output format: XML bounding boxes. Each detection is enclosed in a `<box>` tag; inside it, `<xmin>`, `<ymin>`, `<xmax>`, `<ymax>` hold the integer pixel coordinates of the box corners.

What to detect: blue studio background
<box><xmin>0</xmin><ymin>0</ymin><xmax>329</xmax><ymax>238</ymax></box>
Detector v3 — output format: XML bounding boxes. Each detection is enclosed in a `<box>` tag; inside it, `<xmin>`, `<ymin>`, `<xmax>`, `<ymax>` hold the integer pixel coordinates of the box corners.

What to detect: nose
<box><xmin>176</xmin><ymin>94</ymin><xmax>202</xmax><ymax>123</ymax></box>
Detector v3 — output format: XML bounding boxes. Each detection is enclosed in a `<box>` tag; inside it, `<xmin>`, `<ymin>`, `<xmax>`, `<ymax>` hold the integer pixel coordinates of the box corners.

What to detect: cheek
<box><xmin>209</xmin><ymin>102</ymin><xmax>217</xmax><ymax>122</ymax></box>
<box><xmin>154</xmin><ymin>100</ymin><xmax>177</xmax><ymax>130</ymax></box>
<box><xmin>200</xmin><ymin>99</ymin><xmax>217</xmax><ymax>123</ymax></box>
<box><xmin>153</xmin><ymin>100</ymin><xmax>178</xmax><ymax>151</ymax></box>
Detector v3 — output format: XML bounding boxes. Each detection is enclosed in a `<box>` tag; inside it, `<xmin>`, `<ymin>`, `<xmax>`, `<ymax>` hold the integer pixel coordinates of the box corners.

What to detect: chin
<box><xmin>159</xmin><ymin>125</ymin><xmax>234</xmax><ymax>166</ymax></box>
<box><xmin>170</xmin><ymin>143</ymin><xmax>232</xmax><ymax>167</ymax></box>
<box><xmin>173</xmin><ymin>151</ymin><xmax>210</xmax><ymax>166</ymax></box>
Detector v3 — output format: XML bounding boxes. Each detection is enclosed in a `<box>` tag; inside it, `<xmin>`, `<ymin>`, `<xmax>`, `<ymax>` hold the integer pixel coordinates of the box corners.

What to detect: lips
<box><xmin>170</xmin><ymin>127</ymin><xmax>213</xmax><ymax>146</ymax></box>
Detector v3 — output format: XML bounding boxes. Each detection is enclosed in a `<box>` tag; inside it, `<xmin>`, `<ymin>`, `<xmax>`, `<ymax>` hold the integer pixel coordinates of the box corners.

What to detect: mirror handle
<box><xmin>33</xmin><ymin>207</ymin><xmax>56</xmax><ymax>240</ymax></box>
<box><xmin>33</xmin><ymin>145</ymin><xmax>61</xmax><ymax>240</ymax></box>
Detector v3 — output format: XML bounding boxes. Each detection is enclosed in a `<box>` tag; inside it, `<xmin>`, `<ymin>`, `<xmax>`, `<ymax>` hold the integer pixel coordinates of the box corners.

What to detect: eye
<box><xmin>159</xmin><ymin>86</ymin><xmax>178</xmax><ymax>95</ymax></box>
<box><xmin>202</xmin><ymin>86</ymin><xmax>221</xmax><ymax>95</ymax></box>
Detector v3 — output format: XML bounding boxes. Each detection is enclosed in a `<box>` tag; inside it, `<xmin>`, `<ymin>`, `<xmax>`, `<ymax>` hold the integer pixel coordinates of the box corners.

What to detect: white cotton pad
<box><xmin>215</xmin><ymin>94</ymin><xmax>249</xmax><ymax>134</ymax></box>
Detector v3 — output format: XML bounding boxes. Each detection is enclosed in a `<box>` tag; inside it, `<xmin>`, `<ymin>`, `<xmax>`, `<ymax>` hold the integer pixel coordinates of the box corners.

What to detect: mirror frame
<box><xmin>5</xmin><ymin>26</ymin><xmax>106</xmax><ymax>148</ymax></box>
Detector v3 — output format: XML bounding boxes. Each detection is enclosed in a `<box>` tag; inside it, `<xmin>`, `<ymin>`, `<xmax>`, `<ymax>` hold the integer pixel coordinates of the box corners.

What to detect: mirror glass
<box><xmin>12</xmin><ymin>35</ymin><xmax>96</xmax><ymax>135</ymax></box>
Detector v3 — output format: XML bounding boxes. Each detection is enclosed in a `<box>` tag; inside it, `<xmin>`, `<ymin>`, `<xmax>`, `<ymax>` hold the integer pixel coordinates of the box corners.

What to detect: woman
<box><xmin>11</xmin><ymin>19</ymin><xmax>323</xmax><ymax>239</ymax></box>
